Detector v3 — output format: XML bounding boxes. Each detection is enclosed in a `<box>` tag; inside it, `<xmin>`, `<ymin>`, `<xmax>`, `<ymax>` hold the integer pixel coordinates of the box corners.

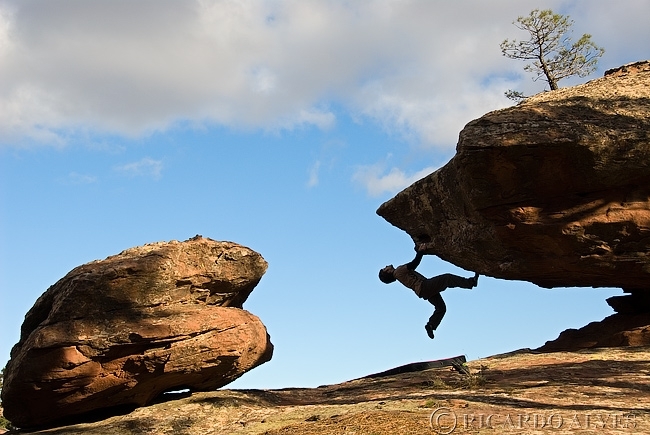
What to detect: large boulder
<box><xmin>377</xmin><ymin>61</ymin><xmax>650</xmax><ymax>291</ymax></box>
<box><xmin>1</xmin><ymin>236</ymin><xmax>273</xmax><ymax>429</ymax></box>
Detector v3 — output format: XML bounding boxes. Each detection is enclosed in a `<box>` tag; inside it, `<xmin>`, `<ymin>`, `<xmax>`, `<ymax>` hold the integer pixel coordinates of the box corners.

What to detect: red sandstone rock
<box><xmin>1</xmin><ymin>236</ymin><xmax>273</xmax><ymax>429</ymax></box>
<box><xmin>377</xmin><ymin>61</ymin><xmax>650</xmax><ymax>350</ymax></box>
<box><xmin>538</xmin><ymin>313</ymin><xmax>650</xmax><ymax>351</ymax></box>
<box><xmin>377</xmin><ymin>61</ymin><xmax>650</xmax><ymax>291</ymax></box>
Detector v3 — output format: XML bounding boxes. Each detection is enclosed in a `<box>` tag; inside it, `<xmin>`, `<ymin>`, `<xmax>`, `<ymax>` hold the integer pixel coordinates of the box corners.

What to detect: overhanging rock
<box><xmin>378</xmin><ymin>61</ymin><xmax>650</xmax><ymax>290</ymax></box>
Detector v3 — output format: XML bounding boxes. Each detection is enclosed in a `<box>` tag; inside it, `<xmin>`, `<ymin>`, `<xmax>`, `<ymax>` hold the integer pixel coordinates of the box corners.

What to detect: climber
<box><xmin>379</xmin><ymin>244</ymin><xmax>479</xmax><ymax>339</ymax></box>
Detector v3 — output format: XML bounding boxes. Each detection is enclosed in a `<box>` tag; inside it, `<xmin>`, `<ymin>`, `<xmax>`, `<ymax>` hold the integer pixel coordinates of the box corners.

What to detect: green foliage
<box><xmin>0</xmin><ymin>415</ymin><xmax>9</xmax><ymax>430</ymax></box>
<box><xmin>458</xmin><ymin>371</ymin><xmax>487</xmax><ymax>390</ymax></box>
<box><xmin>423</xmin><ymin>375</ymin><xmax>450</xmax><ymax>390</ymax></box>
<box><xmin>501</xmin><ymin>9</ymin><xmax>604</xmax><ymax>95</ymax></box>
<box><xmin>0</xmin><ymin>366</ymin><xmax>11</xmax><ymax>430</ymax></box>
<box><xmin>421</xmin><ymin>399</ymin><xmax>440</xmax><ymax>408</ymax></box>
<box><xmin>504</xmin><ymin>89</ymin><xmax>528</xmax><ymax>102</ymax></box>
<box><xmin>458</xmin><ymin>364</ymin><xmax>489</xmax><ymax>390</ymax></box>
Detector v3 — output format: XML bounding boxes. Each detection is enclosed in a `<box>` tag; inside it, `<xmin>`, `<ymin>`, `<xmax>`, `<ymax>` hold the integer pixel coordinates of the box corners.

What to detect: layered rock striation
<box><xmin>1</xmin><ymin>236</ymin><xmax>273</xmax><ymax>429</ymax></box>
<box><xmin>378</xmin><ymin>61</ymin><xmax>650</xmax><ymax>291</ymax></box>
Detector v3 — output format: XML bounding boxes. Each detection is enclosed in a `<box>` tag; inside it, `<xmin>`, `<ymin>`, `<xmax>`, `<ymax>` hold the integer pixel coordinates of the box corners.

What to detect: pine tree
<box><xmin>501</xmin><ymin>9</ymin><xmax>604</xmax><ymax>100</ymax></box>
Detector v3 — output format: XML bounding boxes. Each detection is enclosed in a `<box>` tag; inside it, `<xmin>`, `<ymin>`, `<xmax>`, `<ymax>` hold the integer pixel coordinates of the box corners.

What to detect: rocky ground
<box><xmin>5</xmin><ymin>346</ymin><xmax>649</xmax><ymax>434</ymax></box>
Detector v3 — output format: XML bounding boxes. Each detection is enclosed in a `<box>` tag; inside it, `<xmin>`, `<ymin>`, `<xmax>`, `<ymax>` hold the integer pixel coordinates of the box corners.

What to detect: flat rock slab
<box><xmin>360</xmin><ymin>355</ymin><xmax>468</xmax><ymax>379</ymax></box>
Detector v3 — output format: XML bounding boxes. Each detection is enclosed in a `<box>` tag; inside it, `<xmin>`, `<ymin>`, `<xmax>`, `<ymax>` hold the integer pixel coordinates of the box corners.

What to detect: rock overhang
<box><xmin>378</xmin><ymin>61</ymin><xmax>650</xmax><ymax>290</ymax></box>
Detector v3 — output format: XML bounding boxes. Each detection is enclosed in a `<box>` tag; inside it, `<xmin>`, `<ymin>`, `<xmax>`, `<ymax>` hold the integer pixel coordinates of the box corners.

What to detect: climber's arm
<box><xmin>405</xmin><ymin>251</ymin><xmax>423</xmax><ymax>271</ymax></box>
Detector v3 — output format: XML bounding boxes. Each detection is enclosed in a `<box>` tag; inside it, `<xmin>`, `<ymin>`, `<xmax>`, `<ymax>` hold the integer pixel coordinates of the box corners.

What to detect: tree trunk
<box><xmin>539</xmin><ymin>56</ymin><xmax>558</xmax><ymax>90</ymax></box>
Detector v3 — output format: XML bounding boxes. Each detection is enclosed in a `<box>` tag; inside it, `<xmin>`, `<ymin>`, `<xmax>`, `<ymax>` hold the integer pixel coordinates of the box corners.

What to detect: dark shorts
<box><xmin>419</xmin><ymin>282</ymin><xmax>444</xmax><ymax>301</ymax></box>
<box><xmin>418</xmin><ymin>273</ymin><xmax>473</xmax><ymax>300</ymax></box>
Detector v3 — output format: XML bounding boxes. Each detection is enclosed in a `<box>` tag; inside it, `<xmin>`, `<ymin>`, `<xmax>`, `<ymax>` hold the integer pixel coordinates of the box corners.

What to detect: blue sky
<box><xmin>1</xmin><ymin>0</ymin><xmax>648</xmax><ymax>390</ymax></box>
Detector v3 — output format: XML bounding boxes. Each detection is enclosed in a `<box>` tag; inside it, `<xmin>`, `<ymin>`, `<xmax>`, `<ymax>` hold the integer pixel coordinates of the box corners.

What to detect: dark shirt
<box><xmin>393</xmin><ymin>264</ymin><xmax>426</xmax><ymax>297</ymax></box>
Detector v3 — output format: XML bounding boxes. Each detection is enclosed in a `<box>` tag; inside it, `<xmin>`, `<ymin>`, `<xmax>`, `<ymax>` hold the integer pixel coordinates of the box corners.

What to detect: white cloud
<box><xmin>114</xmin><ymin>157</ymin><xmax>163</xmax><ymax>180</ymax></box>
<box><xmin>566</xmin><ymin>1</ymin><xmax>650</xmax><ymax>71</ymax></box>
<box><xmin>60</xmin><ymin>172</ymin><xmax>98</xmax><ymax>185</ymax></box>
<box><xmin>274</xmin><ymin>107</ymin><xmax>336</xmax><ymax>132</ymax></box>
<box><xmin>352</xmin><ymin>163</ymin><xmax>436</xmax><ymax>197</ymax></box>
<box><xmin>0</xmin><ymin>3</ymin><xmax>13</xmax><ymax>56</ymax></box>
<box><xmin>248</xmin><ymin>67</ymin><xmax>278</xmax><ymax>95</ymax></box>
<box><xmin>0</xmin><ymin>0</ymin><xmax>647</xmax><ymax>148</ymax></box>
<box><xmin>307</xmin><ymin>160</ymin><xmax>321</xmax><ymax>188</ymax></box>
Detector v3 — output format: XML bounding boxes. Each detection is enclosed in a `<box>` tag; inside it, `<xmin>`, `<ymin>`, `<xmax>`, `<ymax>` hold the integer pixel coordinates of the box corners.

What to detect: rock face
<box><xmin>1</xmin><ymin>236</ymin><xmax>273</xmax><ymax>429</ymax></box>
<box><xmin>539</xmin><ymin>291</ymin><xmax>650</xmax><ymax>351</ymax></box>
<box><xmin>377</xmin><ymin>61</ymin><xmax>650</xmax><ymax>291</ymax></box>
<box><xmin>538</xmin><ymin>313</ymin><xmax>650</xmax><ymax>351</ymax></box>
